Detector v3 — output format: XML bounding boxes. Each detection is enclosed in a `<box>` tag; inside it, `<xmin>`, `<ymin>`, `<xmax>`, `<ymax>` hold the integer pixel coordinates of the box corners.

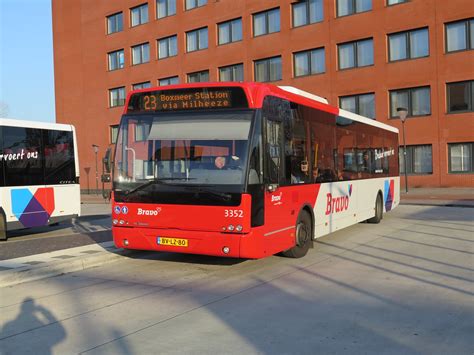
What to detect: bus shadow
<box><xmin>123</xmin><ymin>250</ymin><xmax>246</xmax><ymax>266</ymax></box>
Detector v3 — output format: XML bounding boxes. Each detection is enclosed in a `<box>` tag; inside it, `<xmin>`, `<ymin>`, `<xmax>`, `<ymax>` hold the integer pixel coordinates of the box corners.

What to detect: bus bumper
<box><xmin>113</xmin><ymin>226</ymin><xmax>261</xmax><ymax>258</ymax></box>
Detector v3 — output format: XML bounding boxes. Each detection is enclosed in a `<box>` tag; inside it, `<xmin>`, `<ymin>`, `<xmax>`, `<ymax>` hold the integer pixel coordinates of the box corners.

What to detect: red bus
<box><xmin>107</xmin><ymin>83</ymin><xmax>399</xmax><ymax>258</ymax></box>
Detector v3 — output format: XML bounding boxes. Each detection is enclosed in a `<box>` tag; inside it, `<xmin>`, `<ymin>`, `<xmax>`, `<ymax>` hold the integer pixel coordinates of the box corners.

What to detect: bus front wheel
<box><xmin>282</xmin><ymin>211</ymin><xmax>312</xmax><ymax>258</ymax></box>
<box><xmin>367</xmin><ymin>193</ymin><xmax>383</xmax><ymax>224</ymax></box>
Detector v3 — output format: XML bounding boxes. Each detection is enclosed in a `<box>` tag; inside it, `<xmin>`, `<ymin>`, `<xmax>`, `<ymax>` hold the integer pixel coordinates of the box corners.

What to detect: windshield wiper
<box><xmin>124</xmin><ymin>177</ymin><xmax>196</xmax><ymax>197</ymax></box>
<box><xmin>184</xmin><ymin>185</ymin><xmax>232</xmax><ymax>201</ymax></box>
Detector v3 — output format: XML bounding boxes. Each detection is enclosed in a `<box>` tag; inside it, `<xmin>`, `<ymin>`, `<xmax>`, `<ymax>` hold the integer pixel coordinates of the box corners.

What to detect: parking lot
<box><xmin>0</xmin><ymin>204</ymin><xmax>473</xmax><ymax>354</ymax></box>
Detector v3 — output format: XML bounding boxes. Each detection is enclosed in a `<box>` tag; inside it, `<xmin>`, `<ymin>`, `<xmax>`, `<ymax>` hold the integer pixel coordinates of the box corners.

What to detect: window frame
<box><xmin>219</xmin><ymin>63</ymin><xmax>244</xmax><ymax>82</ymax></box>
<box><xmin>156</xmin><ymin>0</ymin><xmax>176</xmax><ymax>19</ymax></box>
<box><xmin>130</xmin><ymin>3</ymin><xmax>149</xmax><ymax>27</ymax></box>
<box><xmin>386</xmin><ymin>0</ymin><xmax>408</xmax><ymax>6</ymax></box>
<box><xmin>389</xmin><ymin>86</ymin><xmax>431</xmax><ymax>118</ymax></box>
<box><xmin>254</xmin><ymin>56</ymin><xmax>282</xmax><ymax>83</ymax></box>
<box><xmin>336</xmin><ymin>0</ymin><xmax>372</xmax><ymax>18</ymax></box>
<box><xmin>109</xmin><ymin>87</ymin><xmax>126</xmax><ymax>108</ymax></box>
<box><xmin>445</xmin><ymin>18</ymin><xmax>474</xmax><ymax>53</ymax></box>
<box><xmin>186</xmin><ymin>27</ymin><xmax>208</xmax><ymax>52</ymax></box>
<box><xmin>158</xmin><ymin>76</ymin><xmax>180</xmax><ymax>86</ymax></box>
<box><xmin>448</xmin><ymin>142</ymin><xmax>474</xmax><ymax>174</ymax></box>
<box><xmin>106</xmin><ymin>12</ymin><xmax>123</xmax><ymax>34</ymax></box>
<box><xmin>110</xmin><ymin>125</ymin><xmax>119</xmax><ymax>144</ymax></box>
<box><xmin>293</xmin><ymin>47</ymin><xmax>325</xmax><ymax>77</ymax></box>
<box><xmin>291</xmin><ymin>0</ymin><xmax>324</xmax><ymax>28</ymax></box>
<box><xmin>132</xmin><ymin>82</ymin><xmax>151</xmax><ymax>90</ymax></box>
<box><xmin>447</xmin><ymin>80</ymin><xmax>474</xmax><ymax>114</ymax></box>
<box><xmin>217</xmin><ymin>18</ymin><xmax>243</xmax><ymax>45</ymax></box>
<box><xmin>158</xmin><ymin>35</ymin><xmax>178</xmax><ymax>59</ymax></box>
<box><xmin>107</xmin><ymin>49</ymin><xmax>125</xmax><ymax>71</ymax></box>
<box><xmin>399</xmin><ymin>144</ymin><xmax>433</xmax><ymax>175</ymax></box>
<box><xmin>339</xmin><ymin>93</ymin><xmax>376</xmax><ymax>119</ymax></box>
<box><xmin>131</xmin><ymin>42</ymin><xmax>150</xmax><ymax>65</ymax></box>
<box><xmin>253</xmin><ymin>8</ymin><xmax>280</xmax><ymax>37</ymax></box>
<box><xmin>388</xmin><ymin>27</ymin><xmax>430</xmax><ymax>62</ymax></box>
<box><xmin>187</xmin><ymin>70</ymin><xmax>209</xmax><ymax>83</ymax></box>
<box><xmin>337</xmin><ymin>38</ymin><xmax>374</xmax><ymax>70</ymax></box>
<box><xmin>185</xmin><ymin>0</ymin><xmax>207</xmax><ymax>11</ymax></box>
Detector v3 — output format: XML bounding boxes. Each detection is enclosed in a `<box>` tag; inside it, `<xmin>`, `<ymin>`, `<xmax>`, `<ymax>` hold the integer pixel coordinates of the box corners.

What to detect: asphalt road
<box><xmin>0</xmin><ymin>205</ymin><xmax>473</xmax><ymax>354</ymax></box>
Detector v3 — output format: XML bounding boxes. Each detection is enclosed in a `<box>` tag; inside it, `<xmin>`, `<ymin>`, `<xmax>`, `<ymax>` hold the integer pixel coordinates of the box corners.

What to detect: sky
<box><xmin>0</xmin><ymin>0</ymin><xmax>55</xmax><ymax>122</ymax></box>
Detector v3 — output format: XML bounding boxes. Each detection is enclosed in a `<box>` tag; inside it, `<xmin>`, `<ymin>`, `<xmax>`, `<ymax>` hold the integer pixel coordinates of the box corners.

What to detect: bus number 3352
<box><xmin>224</xmin><ymin>209</ymin><xmax>244</xmax><ymax>218</ymax></box>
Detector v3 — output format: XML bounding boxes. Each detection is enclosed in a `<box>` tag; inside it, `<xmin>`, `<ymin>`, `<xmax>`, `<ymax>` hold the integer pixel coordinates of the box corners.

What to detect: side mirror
<box><xmin>103</xmin><ymin>147</ymin><xmax>112</xmax><ymax>174</ymax></box>
<box><xmin>101</xmin><ymin>174</ymin><xmax>111</xmax><ymax>183</ymax></box>
<box><xmin>266</xmin><ymin>183</ymin><xmax>279</xmax><ymax>193</ymax></box>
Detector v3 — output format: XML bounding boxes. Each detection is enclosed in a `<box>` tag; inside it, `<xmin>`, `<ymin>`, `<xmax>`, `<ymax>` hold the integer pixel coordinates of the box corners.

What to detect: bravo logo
<box><xmin>137</xmin><ymin>207</ymin><xmax>162</xmax><ymax>216</ymax></box>
<box><xmin>325</xmin><ymin>185</ymin><xmax>352</xmax><ymax>215</ymax></box>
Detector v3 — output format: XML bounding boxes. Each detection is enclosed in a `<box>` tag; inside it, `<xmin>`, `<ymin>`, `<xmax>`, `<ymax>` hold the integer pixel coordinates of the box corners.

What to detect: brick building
<box><xmin>52</xmin><ymin>0</ymin><xmax>474</xmax><ymax>191</ymax></box>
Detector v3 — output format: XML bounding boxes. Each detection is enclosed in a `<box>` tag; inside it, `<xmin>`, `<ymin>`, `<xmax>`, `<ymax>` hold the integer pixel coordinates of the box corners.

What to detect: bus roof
<box><xmin>0</xmin><ymin>118</ymin><xmax>75</xmax><ymax>131</ymax></box>
<box><xmin>125</xmin><ymin>82</ymin><xmax>398</xmax><ymax>134</ymax></box>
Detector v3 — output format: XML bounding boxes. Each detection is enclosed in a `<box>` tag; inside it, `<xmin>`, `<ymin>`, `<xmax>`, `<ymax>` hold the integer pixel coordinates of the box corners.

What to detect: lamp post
<box><xmin>92</xmin><ymin>144</ymin><xmax>99</xmax><ymax>195</ymax></box>
<box><xmin>397</xmin><ymin>107</ymin><xmax>408</xmax><ymax>193</ymax></box>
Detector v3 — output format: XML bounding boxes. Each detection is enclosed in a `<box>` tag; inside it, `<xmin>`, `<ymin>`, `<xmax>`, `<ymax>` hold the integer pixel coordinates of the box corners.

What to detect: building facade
<box><xmin>52</xmin><ymin>0</ymin><xmax>474</xmax><ymax>191</ymax></box>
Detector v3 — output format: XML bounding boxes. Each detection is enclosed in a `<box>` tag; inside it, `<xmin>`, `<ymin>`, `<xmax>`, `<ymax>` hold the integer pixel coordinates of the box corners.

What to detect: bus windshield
<box><xmin>113</xmin><ymin>110</ymin><xmax>254</xmax><ymax>199</ymax></box>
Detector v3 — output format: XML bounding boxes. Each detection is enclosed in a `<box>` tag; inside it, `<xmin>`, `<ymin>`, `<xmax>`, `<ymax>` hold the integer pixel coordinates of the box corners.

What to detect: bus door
<box><xmin>262</xmin><ymin>109</ymin><xmax>295</xmax><ymax>252</ymax></box>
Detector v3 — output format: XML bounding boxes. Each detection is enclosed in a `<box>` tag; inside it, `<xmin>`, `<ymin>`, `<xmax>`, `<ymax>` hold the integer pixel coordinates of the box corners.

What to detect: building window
<box><xmin>337</xmin><ymin>0</ymin><xmax>372</xmax><ymax>17</ymax></box>
<box><xmin>399</xmin><ymin>145</ymin><xmax>433</xmax><ymax>174</ymax></box>
<box><xmin>219</xmin><ymin>63</ymin><xmax>244</xmax><ymax>82</ymax></box>
<box><xmin>132</xmin><ymin>82</ymin><xmax>151</xmax><ymax>90</ymax></box>
<box><xmin>253</xmin><ymin>8</ymin><xmax>280</xmax><ymax>37</ymax></box>
<box><xmin>135</xmin><ymin>123</ymin><xmax>148</xmax><ymax>142</ymax></box>
<box><xmin>339</xmin><ymin>93</ymin><xmax>375</xmax><ymax>119</ymax></box>
<box><xmin>294</xmin><ymin>47</ymin><xmax>325</xmax><ymax>77</ymax></box>
<box><xmin>108</xmin><ymin>49</ymin><xmax>124</xmax><ymax>71</ymax></box>
<box><xmin>387</xmin><ymin>0</ymin><xmax>408</xmax><ymax>5</ymax></box>
<box><xmin>110</xmin><ymin>125</ymin><xmax>119</xmax><ymax>144</ymax></box>
<box><xmin>186</xmin><ymin>0</ymin><xmax>207</xmax><ymax>10</ymax></box>
<box><xmin>109</xmin><ymin>87</ymin><xmax>125</xmax><ymax>107</ymax></box>
<box><xmin>292</xmin><ymin>0</ymin><xmax>323</xmax><ymax>27</ymax></box>
<box><xmin>447</xmin><ymin>80</ymin><xmax>474</xmax><ymax>113</ymax></box>
<box><xmin>107</xmin><ymin>12</ymin><xmax>123</xmax><ymax>34</ymax></box>
<box><xmin>446</xmin><ymin>18</ymin><xmax>474</xmax><ymax>53</ymax></box>
<box><xmin>157</xmin><ymin>0</ymin><xmax>176</xmax><ymax>19</ymax></box>
<box><xmin>389</xmin><ymin>28</ymin><xmax>429</xmax><ymax>61</ymax></box>
<box><xmin>218</xmin><ymin>18</ymin><xmax>242</xmax><ymax>45</ymax></box>
<box><xmin>187</xmin><ymin>70</ymin><xmax>209</xmax><ymax>83</ymax></box>
<box><xmin>131</xmin><ymin>43</ymin><xmax>150</xmax><ymax>65</ymax></box>
<box><xmin>158</xmin><ymin>35</ymin><xmax>178</xmax><ymax>59</ymax></box>
<box><xmin>186</xmin><ymin>27</ymin><xmax>208</xmax><ymax>52</ymax></box>
<box><xmin>338</xmin><ymin>38</ymin><xmax>373</xmax><ymax>69</ymax></box>
<box><xmin>130</xmin><ymin>3</ymin><xmax>148</xmax><ymax>27</ymax></box>
<box><xmin>254</xmin><ymin>56</ymin><xmax>282</xmax><ymax>82</ymax></box>
<box><xmin>159</xmin><ymin>76</ymin><xmax>179</xmax><ymax>86</ymax></box>
<box><xmin>390</xmin><ymin>86</ymin><xmax>431</xmax><ymax>118</ymax></box>
<box><xmin>448</xmin><ymin>142</ymin><xmax>473</xmax><ymax>173</ymax></box>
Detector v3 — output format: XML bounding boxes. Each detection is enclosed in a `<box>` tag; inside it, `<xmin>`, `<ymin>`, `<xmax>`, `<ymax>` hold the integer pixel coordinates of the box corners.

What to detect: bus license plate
<box><xmin>157</xmin><ymin>237</ymin><xmax>188</xmax><ymax>247</ymax></box>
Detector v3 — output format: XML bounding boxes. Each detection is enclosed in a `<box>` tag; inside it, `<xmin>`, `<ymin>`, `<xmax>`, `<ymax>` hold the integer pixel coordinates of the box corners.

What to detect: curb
<box><xmin>0</xmin><ymin>242</ymin><xmax>131</xmax><ymax>288</ymax></box>
<box><xmin>400</xmin><ymin>201</ymin><xmax>474</xmax><ymax>208</ymax></box>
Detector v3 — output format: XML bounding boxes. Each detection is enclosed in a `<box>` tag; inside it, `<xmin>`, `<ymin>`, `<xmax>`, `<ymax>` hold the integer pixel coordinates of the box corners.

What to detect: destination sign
<box><xmin>127</xmin><ymin>87</ymin><xmax>248</xmax><ymax>113</ymax></box>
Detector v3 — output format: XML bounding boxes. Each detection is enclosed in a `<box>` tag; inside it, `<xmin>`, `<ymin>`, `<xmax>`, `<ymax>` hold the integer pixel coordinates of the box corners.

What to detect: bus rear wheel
<box><xmin>282</xmin><ymin>211</ymin><xmax>312</xmax><ymax>258</ymax></box>
<box><xmin>367</xmin><ymin>193</ymin><xmax>383</xmax><ymax>224</ymax></box>
<box><xmin>0</xmin><ymin>212</ymin><xmax>7</xmax><ymax>241</ymax></box>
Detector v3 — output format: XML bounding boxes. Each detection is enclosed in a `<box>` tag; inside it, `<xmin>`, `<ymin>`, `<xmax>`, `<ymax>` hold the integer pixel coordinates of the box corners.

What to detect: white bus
<box><xmin>0</xmin><ymin>118</ymin><xmax>80</xmax><ymax>240</ymax></box>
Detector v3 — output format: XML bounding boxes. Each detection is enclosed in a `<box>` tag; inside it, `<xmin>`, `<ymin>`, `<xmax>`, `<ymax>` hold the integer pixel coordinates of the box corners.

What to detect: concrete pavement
<box><xmin>0</xmin><ymin>204</ymin><xmax>472</xmax><ymax>354</ymax></box>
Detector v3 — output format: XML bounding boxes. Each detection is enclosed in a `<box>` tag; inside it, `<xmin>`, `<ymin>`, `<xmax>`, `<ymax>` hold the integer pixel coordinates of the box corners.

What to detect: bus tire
<box><xmin>0</xmin><ymin>211</ymin><xmax>7</xmax><ymax>241</ymax></box>
<box><xmin>367</xmin><ymin>193</ymin><xmax>383</xmax><ymax>224</ymax></box>
<box><xmin>281</xmin><ymin>211</ymin><xmax>312</xmax><ymax>258</ymax></box>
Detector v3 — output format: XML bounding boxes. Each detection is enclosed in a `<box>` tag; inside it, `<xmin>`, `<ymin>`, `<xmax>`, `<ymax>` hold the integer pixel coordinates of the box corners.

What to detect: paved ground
<box><xmin>0</xmin><ymin>204</ymin><xmax>473</xmax><ymax>354</ymax></box>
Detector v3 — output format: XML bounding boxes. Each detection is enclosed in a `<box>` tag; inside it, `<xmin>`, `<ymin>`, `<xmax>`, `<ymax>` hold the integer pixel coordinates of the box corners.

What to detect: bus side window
<box><xmin>265</xmin><ymin>120</ymin><xmax>281</xmax><ymax>184</ymax></box>
<box><xmin>248</xmin><ymin>114</ymin><xmax>263</xmax><ymax>185</ymax></box>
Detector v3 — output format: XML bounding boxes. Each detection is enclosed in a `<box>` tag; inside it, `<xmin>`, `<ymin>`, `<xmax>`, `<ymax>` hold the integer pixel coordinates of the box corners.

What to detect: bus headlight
<box><xmin>113</xmin><ymin>219</ymin><xmax>118</xmax><ymax>225</ymax></box>
<box><xmin>222</xmin><ymin>247</ymin><xmax>230</xmax><ymax>254</ymax></box>
<box><xmin>235</xmin><ymin>225</ymin><xmax>243</xmax><ymax>232</ymax></box>
<box><xmin>227</xmin><ymin>225</ymin><xmax>235</xmax><ymax>232</ymax></box>
<box><xmin>119</xmin><ymin>220</ymin><xmax>125</xmax><ymax>225</ymax></box>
